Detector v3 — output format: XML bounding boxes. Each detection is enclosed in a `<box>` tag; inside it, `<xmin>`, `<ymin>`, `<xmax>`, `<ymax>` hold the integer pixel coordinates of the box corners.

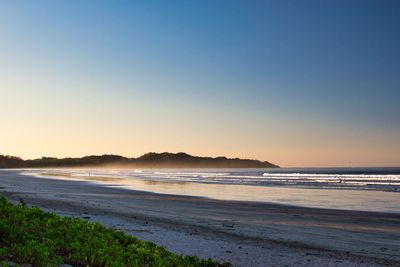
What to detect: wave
<box><xmin>22</xmin><ymin>167</ymin><xmax>400</xmax><ymax>193</ymax></box>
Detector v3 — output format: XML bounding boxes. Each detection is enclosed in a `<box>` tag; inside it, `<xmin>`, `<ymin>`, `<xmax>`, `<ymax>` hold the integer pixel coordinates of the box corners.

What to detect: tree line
<box><xmin>0</xmin><ymin>152</ymin><xmax>279</xmax><ymax>168</ymax></box>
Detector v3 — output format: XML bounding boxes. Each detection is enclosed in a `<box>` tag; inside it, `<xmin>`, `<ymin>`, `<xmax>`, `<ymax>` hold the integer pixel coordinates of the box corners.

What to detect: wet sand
<box><xmin>1</xmin><ymin>170</ymin><xmax>399</xmax><ymax>266</ymax></box>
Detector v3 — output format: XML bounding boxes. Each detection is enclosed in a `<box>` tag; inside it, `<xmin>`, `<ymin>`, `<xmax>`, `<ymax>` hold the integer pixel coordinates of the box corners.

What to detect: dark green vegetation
<box><xmin>0</xmin><ymin>196</ymin><xmax>230</xmax><ymax>266</ymax></box>
<box><xmin>0</xmin><ymin>152</ymin><xmax>279</xmax><ymax>169</ymax></box>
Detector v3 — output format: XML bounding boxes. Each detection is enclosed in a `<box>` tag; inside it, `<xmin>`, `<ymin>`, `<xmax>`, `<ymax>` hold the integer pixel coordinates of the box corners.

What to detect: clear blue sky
<box><xmin>1</xmin><ymin>1</ymin><xmax>399</xmax><ymax>166</ymax></box>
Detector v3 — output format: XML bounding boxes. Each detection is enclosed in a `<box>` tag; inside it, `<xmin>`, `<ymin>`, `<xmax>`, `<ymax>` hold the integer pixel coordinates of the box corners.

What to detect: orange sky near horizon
<box><xmin>1</xmin><ymin>98</ymin><xmax>399</xmax><ymax>168</ymax></box>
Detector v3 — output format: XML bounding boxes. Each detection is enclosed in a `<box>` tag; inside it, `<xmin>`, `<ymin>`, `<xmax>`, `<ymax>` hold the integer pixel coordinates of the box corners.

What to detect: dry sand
<box><xmin>0</xmin><ymin>170</ymin><xmax>399</xmax><ymax>266</ymax></box>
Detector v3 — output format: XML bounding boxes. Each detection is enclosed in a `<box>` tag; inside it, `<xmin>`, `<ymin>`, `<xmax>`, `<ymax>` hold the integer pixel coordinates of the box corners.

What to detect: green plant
<box><xmin>0</xmin><ymin>196</ymin><xmax>231</xmax><ymax>267</ymax></box>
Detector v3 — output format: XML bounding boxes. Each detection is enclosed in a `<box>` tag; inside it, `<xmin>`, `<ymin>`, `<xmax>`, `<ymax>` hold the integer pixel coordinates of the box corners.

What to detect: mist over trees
<box><xmin>0</xmin><ymin>152</ymin><xmax>279</xmax><ymax>168</ymax></box>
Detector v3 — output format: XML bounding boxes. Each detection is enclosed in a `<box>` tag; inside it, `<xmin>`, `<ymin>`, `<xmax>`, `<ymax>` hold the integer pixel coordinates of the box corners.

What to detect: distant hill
<box><xmin>0</xmin><ymin>152</ymin><xmax>279</xmax><ymax>168</ymax></box>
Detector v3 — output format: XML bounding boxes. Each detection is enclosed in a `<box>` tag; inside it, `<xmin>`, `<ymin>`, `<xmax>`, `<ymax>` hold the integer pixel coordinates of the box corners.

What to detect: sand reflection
<box><xmin>35</xmin><ymin>171</ymin><xmax>400</xmax><ymax>213</ymax></box>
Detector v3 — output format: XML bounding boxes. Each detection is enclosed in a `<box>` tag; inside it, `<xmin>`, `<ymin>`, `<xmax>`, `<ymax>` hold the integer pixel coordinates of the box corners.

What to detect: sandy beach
<box><xmin>1</xmin><ymin>170</ymin><xmax>399</xmax><ymax>266</ymax></box>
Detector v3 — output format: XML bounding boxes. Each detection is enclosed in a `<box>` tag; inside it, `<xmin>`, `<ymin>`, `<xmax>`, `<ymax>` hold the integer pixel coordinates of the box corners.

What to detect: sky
<box><xmin>0</xmin><ymin>1</ymin><xmax>399</xmax><ymax>167</ymax></box>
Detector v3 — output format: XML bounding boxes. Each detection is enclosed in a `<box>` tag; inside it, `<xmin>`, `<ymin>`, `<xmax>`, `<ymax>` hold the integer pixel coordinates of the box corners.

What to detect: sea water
<box><xmin>23</xmin><ymin>167</ymin><xmax>400</xmax><ymax>213</ymax></box>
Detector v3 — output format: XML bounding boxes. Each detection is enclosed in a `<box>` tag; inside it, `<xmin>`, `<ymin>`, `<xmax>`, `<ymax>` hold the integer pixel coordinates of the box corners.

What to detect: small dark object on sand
<box><xmin>222</xmin><ymin>221</ymin><xmax>235</xmax><ymax>228</ymax></box>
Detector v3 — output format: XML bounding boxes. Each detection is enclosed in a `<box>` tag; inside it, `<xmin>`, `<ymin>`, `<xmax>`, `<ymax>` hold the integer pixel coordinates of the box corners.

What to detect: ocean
<box><xmin>23</xmin><ymin>167</ymin><xmax>400</xmax><ymax>213</ymax></box>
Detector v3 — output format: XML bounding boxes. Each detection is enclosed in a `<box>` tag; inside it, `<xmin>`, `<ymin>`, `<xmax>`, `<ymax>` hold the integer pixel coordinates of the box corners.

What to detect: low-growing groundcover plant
<box><xmin>0</xmin><ymin>197</ymin><xmax>231</xmax><ymax>266</ymax></box>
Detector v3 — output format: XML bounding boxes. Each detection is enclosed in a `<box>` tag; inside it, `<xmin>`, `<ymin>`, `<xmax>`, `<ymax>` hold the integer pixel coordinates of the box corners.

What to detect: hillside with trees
<box><xmin>0</xmin><ymin>152</ymin><xmax>278</xmax><ymax>168</ymax></box>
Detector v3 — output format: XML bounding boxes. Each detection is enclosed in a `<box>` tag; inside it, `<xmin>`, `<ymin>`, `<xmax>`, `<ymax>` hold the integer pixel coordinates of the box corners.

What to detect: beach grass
<box><xmin>0</xmin><ymin>196</ymin><xmax>230</xmax><ymax>266</ymax></box>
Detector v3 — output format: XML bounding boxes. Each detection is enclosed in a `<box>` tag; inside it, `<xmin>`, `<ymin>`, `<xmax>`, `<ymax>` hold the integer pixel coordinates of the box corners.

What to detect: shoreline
<box><xmin>1</xmin><ymin>170</ymin><xmax>399</xmax><ymax>266</ymax></box>
<box><xmin>25</xmin><ymin>169</ymin><xmax>400</xmax><ymax>216</ymax></box>
<box><xmin>24</xmin><ymin>168</ymin><xmax>400</xmax><ymax>214</ymax></box>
